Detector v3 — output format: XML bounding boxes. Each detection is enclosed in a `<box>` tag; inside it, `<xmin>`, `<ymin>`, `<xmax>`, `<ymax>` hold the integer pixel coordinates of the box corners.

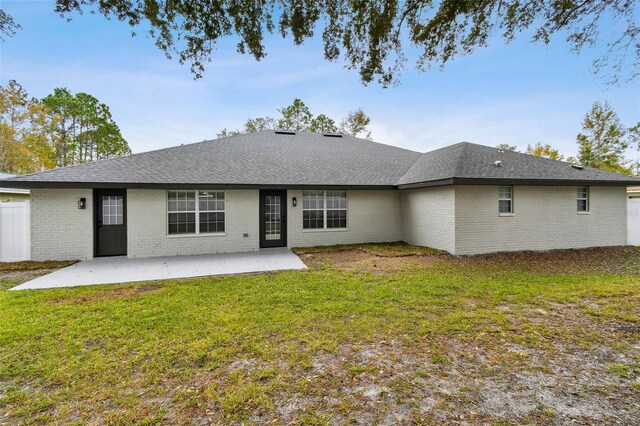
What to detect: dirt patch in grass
<box><xmin>301</xmin><ymin>244</ymin><xmax>640</xmax><ymax>276</ymax></box>
<box><xmin>0</xmin><ymin>261</ymin><xmax>78</xmax><ymax>290</ymax></box>
<box><xmin>247</xmin><ymin>334</ymin><xmax>639</xmax><ymax>424</ymax></box>
<box><xmin>0</xmin><ymin>268</ymin><xmax>63</xmax><ymax>291</ymax></box>
<box><xmin>294</xmin><ymin>242</ymin><xmax>447</xmax><ymax>257</ymax></box>
<box><xmin>50</xmin><ymin>284</ymin><xmax>163</xmax><ymax>304</ymax></box>
<box><xmin>299</xmin><ymin>249</ymin><xmax>442</xmax><ymax>274</ymax></box>
<box><xmin>453</xmin><ymin>246</ymin><xmax>640</xmax><ymax>275</ymax></box>
<box><xmin>237</xmin><ymin>298</ymin><xmax>639</xmax><ymax>425</ymax></box>
<box><xmin>0</xmin><ymin>260</ymin><xmax>78</xmax><ymax>272</ymax></box>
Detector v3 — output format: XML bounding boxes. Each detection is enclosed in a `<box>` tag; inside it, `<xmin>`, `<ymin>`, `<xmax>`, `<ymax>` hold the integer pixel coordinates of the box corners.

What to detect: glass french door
<box><xmin>259</xmin><ymin>190</ymin><xmax>287</xmax><ymax>248</ymax></box>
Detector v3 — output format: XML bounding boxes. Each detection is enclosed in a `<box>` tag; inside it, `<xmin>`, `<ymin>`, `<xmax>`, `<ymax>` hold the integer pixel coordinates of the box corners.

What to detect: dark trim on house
<box><xmin>396</xmin><ymin>178</ymin><xmax>455</xmax><ymax>189</ymax></box>
<box><xmin>0</xmin><ymin>181</ymin><xmax>398</xmax><ymax>190</ymax></box>
<box><xmin>397</xmin><ymin>177</ymin><xmax>640</xmax><ymax>189</ymax></box>
<box><xmin>4</xmin><ymin>178</ymin><xmax>639</xmax><ymax>191</ymax></box>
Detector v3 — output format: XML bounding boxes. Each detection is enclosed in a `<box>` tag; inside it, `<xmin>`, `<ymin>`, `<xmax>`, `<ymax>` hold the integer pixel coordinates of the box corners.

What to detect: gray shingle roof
<box><xmin>2</xmin><ymin>133</ymin><xmax>639</xmax><ymax>189</ymax></box>
<box><xmin>397</xmin><ymin>142</ymin><xmax>640</xmax><ymax>186</ymax></box>
<box><xmin>0</xmin><ymin>131</ymin><xmax>421</xmax><ymax>188</ymax></box>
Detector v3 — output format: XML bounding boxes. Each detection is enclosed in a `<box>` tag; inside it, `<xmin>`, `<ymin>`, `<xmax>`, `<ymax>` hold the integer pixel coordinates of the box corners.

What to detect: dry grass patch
<box><xmin>453</xmin><ymin>245</ymin><xmax>640</xmax><ymax>275</ymax></box>
<box><xmin>49</xmin><ymin>283</ymin><xmax>163</xmax><ymax>304</ymax></box>
<box><xmin>293</xmin><ymin>241</ymin><xmax>447</xmax><ymax>257</ymax></box>
<box><xmin>299</xmin><ymin>249</ymin><xmax>442</xmax><ymax>274</ymax></box>
<box><xmin>0</xmin><ymin>260</ymin><xmax>77</xmax><ymax>272</ymax></box>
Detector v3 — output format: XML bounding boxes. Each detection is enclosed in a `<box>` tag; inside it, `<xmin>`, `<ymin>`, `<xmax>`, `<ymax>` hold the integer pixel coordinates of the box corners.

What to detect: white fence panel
<box><xmin>0</xmin><ymin>201</ymin><xmax>30</xmax><ymax>262</ymax></box>
<box><xmin>628</xmin><ymin>199</ymin><xmax>640</xmax><ymax>246</ymax></box>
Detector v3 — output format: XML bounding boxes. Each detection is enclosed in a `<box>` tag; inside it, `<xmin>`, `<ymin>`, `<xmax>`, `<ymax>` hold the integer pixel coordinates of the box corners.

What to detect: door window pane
<box><xmin>102</xmin><ymin>196</ymin><xmax>123</xmax><ymax>225</ymax></box>
<box><xmin>265</xmin><ymin>195</ymin><xmax>281</xmax><ymax>240</ymax></box>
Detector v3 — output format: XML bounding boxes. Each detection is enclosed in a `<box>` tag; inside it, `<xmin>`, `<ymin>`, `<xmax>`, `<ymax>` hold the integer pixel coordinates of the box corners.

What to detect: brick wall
<box><xmin>127</xmin><ymin>189</ymin><xmax>260</xmax><ymax>258</ymax></box>
<box><xmin>30</xmin><ymin>188</ymin><xmax>94</xmax><ymax>261</ymax></box>
<box><xmin>454</xmin><ymin>185</ymin><xmax>627</xmax><ymax>255</ymax></box>
<box><xmin>286</xmin><ymin>189</ymin><xmax>402</xmax><ymax>248</ymax></box>
<box><xmin>400</xmin><ymin>186</ymin><xmax>456</xmax><ymax>253</ymax></box>
<box><xmin>28</xmin><ymin>185</ymin><xmax>629</xmax><ymax>260</ymax></box>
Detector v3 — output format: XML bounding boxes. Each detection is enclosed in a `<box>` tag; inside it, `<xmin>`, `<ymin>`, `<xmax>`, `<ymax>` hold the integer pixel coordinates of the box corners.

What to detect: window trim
<box><xmin>498</xmin><ymin>185</ymin><xmax>514</xmax><ymax>216</ymax></box>
<box><xmin>577</xmin><ymin>186</ymin><xmax>590</xmax><ymax>214</ymax></box>
<box><xmin>302</xmin><ymin>190</ymin><xmax>348</xmax><ymax>231</ymax></box>
<box><xmin>166</xmin><ymin>190</ymin><xmax>226</xmax><ymax>236</ymax></box>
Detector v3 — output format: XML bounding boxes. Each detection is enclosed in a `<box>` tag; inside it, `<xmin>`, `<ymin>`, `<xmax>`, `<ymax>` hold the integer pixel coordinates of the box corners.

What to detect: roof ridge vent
<box><xmin>322</xmin><ymin>133</ymin><xmax>343</xmax><ymax>138</ymax></box>
<box><xmin>274</xmin><ymin>130</ymin><xmax>296</xmax><ymax>135</ymax></box>
<box><xmin>571</xmin><ymin>164</ymin><xmax>584</xmax><ymax>170</ymax></box>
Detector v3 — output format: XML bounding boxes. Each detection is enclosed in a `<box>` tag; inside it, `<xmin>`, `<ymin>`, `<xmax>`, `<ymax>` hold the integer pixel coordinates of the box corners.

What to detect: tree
<box><xmin>496</xmin><ymin>144</ymin><xmax>517</xmax><ymax>152</ymax></box>
<box><xmin>5</xmin><ymin>0</ymin><xmax>630</xmax><ymax>86</ymax></box>
<box><xmin>216</xmin><ymin>128</ymin><xmax>242</xmax><ymax>139</ymax></box>
<box><xmin>0</xmin><ymin>81</ymin><xmax>130</xmax><ymax>172</ymax></box>
<box><xmin>42</xmin><ymin>88</ymin><xmax>131</xmax><ymax>167</ymax></box>
<box><xmin>0</xmin><ymin>81</ymin><xmax>55</xmax><ymax>173</ymax></box>
<box><xmin>309</xmin><ymin>114</ymin><xmax>338</xmax><ymax>133</ymax></box>
<box><xmin>277</xmin><ymin>99</ymin><xmax>313</xmax><ymax>132</ymax></box>
<box><xmin>0</xmin><ymin>9</ymin><xmax>19</xmax><ymax>41</ymax></box>
<box><xmin>629</xmin><ymin>122</ymin><xmax>640</xmax><ymax>149</ymax></box>
<box><xmin>339</xmin><ymin>109</ymin><xmax>371</xmax><ymax>138</ymax></box>
<box><xmin>526</xmin><ymin>143</ymin><xmax>564</xmax><ymax>161</ymax></box>
<box><xmin>217</xmin><ymin>99</ymin><xmax>372</xmax><ymax>139</ymax></box>
<box><xmin>576</xmin><ymin>101</ymin><xmax>632</xmax><ymax>174</ymax></box>
<box><xmin>244</xmin><ymin>117</ymin><xmax>277</xmax><ymax>133</ymax></box>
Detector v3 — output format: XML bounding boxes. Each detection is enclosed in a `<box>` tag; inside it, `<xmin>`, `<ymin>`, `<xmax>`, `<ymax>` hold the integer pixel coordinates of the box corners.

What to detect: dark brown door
<box><xmin>95</xmin><ymin>189</ymin><xmax>127</xmax><ymax>256</ymax></box>
<box><xmin>259</xmin><ymin>190</ymin><xmax>287</xmax><ymax>248</ymax></box>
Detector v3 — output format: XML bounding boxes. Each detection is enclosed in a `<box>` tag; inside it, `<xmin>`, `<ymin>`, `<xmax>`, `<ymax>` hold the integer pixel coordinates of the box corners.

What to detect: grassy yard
<box><xmin>0</xmin><ymin>244</ymin><xmax>639</xmax><ymax>425</ymax></box>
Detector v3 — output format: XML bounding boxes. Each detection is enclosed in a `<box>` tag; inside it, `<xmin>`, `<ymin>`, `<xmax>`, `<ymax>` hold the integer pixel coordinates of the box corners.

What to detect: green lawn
<box><xmin>1</xmin><ymin>244</ymin><xmax>639</xmax><ymax>424</ymax></box>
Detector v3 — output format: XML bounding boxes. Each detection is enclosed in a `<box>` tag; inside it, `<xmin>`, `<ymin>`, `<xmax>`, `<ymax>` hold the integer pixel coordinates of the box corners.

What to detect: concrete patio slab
<box><xmin>10</xmin><ymin>249</ymin><xmax>307</xmax><ymax>290</ymax></box>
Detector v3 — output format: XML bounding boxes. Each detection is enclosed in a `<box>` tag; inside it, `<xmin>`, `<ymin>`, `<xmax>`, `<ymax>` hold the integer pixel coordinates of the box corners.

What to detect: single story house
<box><xmin>0</xmin><ymin>173</ymin><xmax>30</xmax><ymax>202</ymax></box>
<box><xmin>2</xmin><ymin>130</ymin><xmax>639</xmax><ymax>260</ymax></box>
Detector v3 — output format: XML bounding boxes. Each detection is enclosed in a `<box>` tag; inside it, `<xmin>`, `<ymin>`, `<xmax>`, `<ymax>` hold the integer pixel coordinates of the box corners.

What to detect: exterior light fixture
<box><xmin>78</xmin><ymin>198</ymin><xmax>86</xmax><ymax>209</ymax></box>
<box><xmin>292</xmin><ymin>197</ymin><xmax>297</xmax><ymax>207</ymax></box>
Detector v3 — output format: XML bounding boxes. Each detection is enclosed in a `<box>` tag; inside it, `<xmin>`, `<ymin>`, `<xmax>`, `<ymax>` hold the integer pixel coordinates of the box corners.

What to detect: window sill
<box><xmin>166</xmin><ymin>232</ymin><xmax>226</xmax><ymax>238</ymax></box>
<box><xmin>302</xmin><ymin>228</ymin><xmax>348</xmax><ymax>233</ymax></box>
<box><xmin>499</xmin><ymin>213</ymin><xmax>515</xmax><ymax>217</ymax></box>
<box><xmin>577</xmin><ymin>211</ymin><xmax>591</xmax><ymax>215</ymax></box>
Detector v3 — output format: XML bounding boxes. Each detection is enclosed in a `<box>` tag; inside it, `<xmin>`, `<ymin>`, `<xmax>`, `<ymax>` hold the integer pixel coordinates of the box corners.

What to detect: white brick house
<box><xmin>3</xmin><ymin>131</ymin><xmax>638</xmax><ymax>260</ymax></box>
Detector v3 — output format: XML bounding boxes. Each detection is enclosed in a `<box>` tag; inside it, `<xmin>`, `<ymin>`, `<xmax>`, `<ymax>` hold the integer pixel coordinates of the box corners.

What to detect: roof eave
<box><xmin>398</xmin><ymin>177</ymin><xmax>640</xmax><ymax>189</ymax></box>
<box><xmin>0</xmin><ymin>181</ymin><xmax>398</xmax><ymax>190</ymax></box>
<box><xmin>0</xmin><ymin>186</ymin><xmax>30</xmax><ymax>194</ymax></box>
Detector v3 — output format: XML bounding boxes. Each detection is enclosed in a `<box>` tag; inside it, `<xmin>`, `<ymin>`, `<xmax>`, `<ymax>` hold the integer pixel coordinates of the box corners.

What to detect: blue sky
<box><xmin>1</xmin><ymin>1</ymin><xmax>638</xmax><ymax>159</ymax></box>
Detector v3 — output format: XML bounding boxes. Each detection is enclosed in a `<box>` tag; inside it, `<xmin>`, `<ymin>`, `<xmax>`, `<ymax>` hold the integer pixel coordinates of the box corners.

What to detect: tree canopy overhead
<box><xmin>0</xmin><ymin>1</ymin><xmax>635</xmax><ymax>86</ymax></box>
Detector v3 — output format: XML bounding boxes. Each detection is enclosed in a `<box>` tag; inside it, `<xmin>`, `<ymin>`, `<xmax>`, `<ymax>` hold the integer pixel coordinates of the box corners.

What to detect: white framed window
<box><xmin>303</xmin><ymin>190</ymin><xmax>347</xmax><ymax>230</ymax></box>
<box><xmin>302</xmin><ymin>190</ymin><xmax>324</xmax><ymax>229</ymax></box>
<box><xmin>498</xmin><ymin>186</ymin><xmax>513</xmax><ymax>215</ymax></box>
<box><xmin>167</xmin><ymin>190</ymin><xmax>225</xmax><ymax>235</ymax></box>
<box><xmin>577</xmin><ymin>186</ymin><xmax>589</xmax><ymax>213</ymax></box>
